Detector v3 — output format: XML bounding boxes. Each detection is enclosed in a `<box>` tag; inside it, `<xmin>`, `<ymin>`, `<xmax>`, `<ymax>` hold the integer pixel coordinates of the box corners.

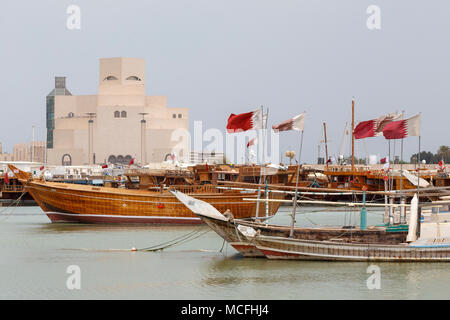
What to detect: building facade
<box><xmin>46</xmin><ymin>58</ymin><xmax>189</xmax><ymax>166</ymax></box>
<box><xmin>190</xmin><ymin>151</ymin><xmax>224</xmax><ymax>164</ymax></box>
<box><xmin>13</xmin><ymin>143</ymin><xmax>30</xmax><ymax>162</ymax></box>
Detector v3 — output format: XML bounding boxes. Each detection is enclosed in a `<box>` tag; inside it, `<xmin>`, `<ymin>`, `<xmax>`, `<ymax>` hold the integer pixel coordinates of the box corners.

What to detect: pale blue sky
<box><xmin>0</xmin><ymin>1</ymin><xmax>449</xmax><ymax>163</ymax></box>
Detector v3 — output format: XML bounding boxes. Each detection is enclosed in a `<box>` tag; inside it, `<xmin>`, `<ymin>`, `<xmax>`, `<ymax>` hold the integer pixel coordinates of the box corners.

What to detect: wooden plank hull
<box><xmin>198</xmin><ymin>215</ymin><xmax>268</xmax><ymax>257</ymax></box>
<box><xmin>254</xmin><ymin>236</ymin><xmax>450</xmax><ymax>261</ymax></box>
<box><xmin>24</xmin><ymin>180</ymin><xmax>282</xmax><ymax>225</ymax></box>
<box><xmin>45</xmin><ymin>211</ymin><xmax>201</xmax><ymax>224</ymax></box>
<box><xmin>197</xmin><ymin>213</ymin><xmax>411</xmax><ymax>259</ymax></box>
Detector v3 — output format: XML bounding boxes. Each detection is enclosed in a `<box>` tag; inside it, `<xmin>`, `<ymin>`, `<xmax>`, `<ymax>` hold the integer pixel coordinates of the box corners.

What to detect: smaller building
<box><xmin>0</xmin><ymin>141</ymin><xmax>46</xmax><ymax>162</ymax></box>
<box><xmin>190</xmin><ymin>151</ymin><xmax>224</xmax><ymax>164</ymax></box>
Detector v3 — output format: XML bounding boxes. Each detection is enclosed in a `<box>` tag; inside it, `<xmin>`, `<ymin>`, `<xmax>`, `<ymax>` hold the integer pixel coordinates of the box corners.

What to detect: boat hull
<box><xmin>23</xmin><ymin>180</ymin><xmax>282</xmax><ymax>225</ymax></box>
<box><xmin>45</xmin><ymin>211</ymin><xmax>202</xmax><ymax>224</ymax></box>
<box><xmin>198</xmin><ymin>215</ymin><xmax>267</xmax><ymax>257</ymax></box>
<box><xmin>197</xmin><ymin>214</ymin><xmax>411</xmax><ymax>259</ymax></box>
<box><xmin>255</xmin><ymin>236</ymin><xmax>450</xmax><ymax>261</ymax></box>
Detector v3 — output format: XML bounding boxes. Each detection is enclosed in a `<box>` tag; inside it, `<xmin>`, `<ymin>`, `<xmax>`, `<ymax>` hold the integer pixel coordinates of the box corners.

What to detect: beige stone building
<box><xmin>13</xmin><ymin>143</ymin><xmax>30</xmax><ymax>162</ymax></box>
<box><xmin>30</xmin><ymin>141</ymin><xmax>46</xmax><ymax>163</ymax></box>
<box><xmin>46</xmin><ymin>57</ymin><xmax>189</xmax><ymax>166</ymax></box>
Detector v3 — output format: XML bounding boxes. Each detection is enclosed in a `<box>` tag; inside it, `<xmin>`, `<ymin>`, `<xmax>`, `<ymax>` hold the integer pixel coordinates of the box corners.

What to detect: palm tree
<box><xmin>437</xmin><ymin>145</ymin><xmax>450</xmax><ymax>163</ymax></box>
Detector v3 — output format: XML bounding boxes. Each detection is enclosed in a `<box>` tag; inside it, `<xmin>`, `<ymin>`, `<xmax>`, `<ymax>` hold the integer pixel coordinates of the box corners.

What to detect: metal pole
<box><xmin>88</xmin><ymin>119</ymin><xmax>93</xmax><ymax>165</ymax></box>
<box><xmin>384</xmin><ymin>177</ymin><xmax>389</xmax><ymax>224</ymax></box>
<box><xmin>417</xmin><ymin>135</ymin><xmax>421</xmax><ymax>199</ymax></box>
<box><xmin>86</xmin><ymin>113</ymin><xmax>96</xmax><ymax>165</ymax></box>
<box><xmin>351</xmin><ymin>97</ymin><xmax>355</xmax><ymax>172</ymax></box>
<box><xmin>138</xmin><ymin>113</ymin><xmax>148</xmax><ymax>166</ymax></box>
<box><xmin>360</xmin><ymin>190</ymin><xmax>367</xmax><ymax>230</ymax></box>
<box><xmin>289</xmin><ymin>130</ymin><xmax>304</xmax><ymax>238</ymax></box>
<box><xmin>400</xmin><ymin>138</ymin><xmax>404</xmax><ymax>223</ymax></box>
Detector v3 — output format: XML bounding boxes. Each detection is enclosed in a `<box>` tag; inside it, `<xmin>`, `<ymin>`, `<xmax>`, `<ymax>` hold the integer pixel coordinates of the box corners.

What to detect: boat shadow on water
<box><xmin>34</xmin><ymin>221</ymin><xmax>208</xmax><ymax>234</ymax></box>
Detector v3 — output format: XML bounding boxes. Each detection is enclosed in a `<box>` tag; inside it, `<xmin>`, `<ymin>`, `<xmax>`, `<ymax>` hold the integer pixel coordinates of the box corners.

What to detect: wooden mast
<box><xmin>323</xmin><ymin>122</ymin><xmax>329</xmax><ymax>170</ymax></box>
<box><xmin>351</xmin><ymin>97</ymin><xmax>355</xmax><ymax>172</ymax></box>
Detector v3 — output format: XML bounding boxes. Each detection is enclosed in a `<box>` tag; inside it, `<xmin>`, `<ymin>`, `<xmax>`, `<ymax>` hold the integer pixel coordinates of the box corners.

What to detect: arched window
<box><xmin>121</xmin><ymin>111</ymin><xmax>127</xmax><ymax>118</ymax></box>
<box><xmin>178</xmin><ymin>114</ymin><xmax>182</xmax><ymax>118</ymax></box>
<box><xmin>172</xmin><ymin>114</ymin><xmax>176</xmax><ymax>118</ymax></box>
<box><xmin>124</xmin><ymin>155</ymin><xmax>132</xmax><ymax>164</ymax></box>
<box><xmin>114</xmin><ymin>111</ymin><xmax>120</xmax><ymax>118</ymax></box>
<box><xmin>62</xmin><ymin>154</ymin><xmax>72</xmax><ymax>166</ymax></box>
<box><xmin>108</xmin><ymin>155</ymin><xmax>117</xmax><ymax>164</ymax></box>
<box><xmin>117</xmin><ymin>155</ymin><xmax>124</xmax><ymax>164</ymax></box>
<box><xmin>126</xmin><ymin>76</ymin><xmax>141</xmax><ymax>81</ymax></box>
<box><xmin>68</xmin><ymin>112</ymin><xmax>74</xmax><ymax>118</ymax></box>
<box><xmin>104</xmin><ymin>75</ymin><xmax>118</xmax><ymax>81</ymax></box>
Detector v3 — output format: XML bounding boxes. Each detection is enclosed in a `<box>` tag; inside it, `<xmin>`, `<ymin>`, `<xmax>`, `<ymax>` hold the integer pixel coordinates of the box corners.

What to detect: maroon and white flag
<box><xmin>246</xmin><ymin>137</ymin><xmax>258</xmax><ymax>148</ymax></box>
<box><xmin>354</xmin><ymin>113</ymin><xmax>402</xmax><ymax>139</ymax></box>
<box><xmin>382</xmin><ymin>114</ymin><xmax>421</xmax><ymax>140</ymax></box>
<box><xmin>227</xmin><ymin>109</ymin><xmax>267</xmax><ymax>133</ymax></box>
<box><xmin>272</xmin><ymin>113</ymin><xmax>305</xmax><ymax>132</ymax></box>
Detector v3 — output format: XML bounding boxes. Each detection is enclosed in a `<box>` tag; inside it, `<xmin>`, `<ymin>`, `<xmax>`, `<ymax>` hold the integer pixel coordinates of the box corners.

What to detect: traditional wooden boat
<box><xmin>171</xmin><ymin>190</ymin><xmax>409</xmax><ymax>257</ymax></box>
<box><xmin>8</xmin><ymin>164</ymin><xmax>283</xmax><ymax>224</ymax></box>
<box><xmin>173</xmin><ymin>190</ymin><xmax>450</xmax><ymax>261</ymax></box>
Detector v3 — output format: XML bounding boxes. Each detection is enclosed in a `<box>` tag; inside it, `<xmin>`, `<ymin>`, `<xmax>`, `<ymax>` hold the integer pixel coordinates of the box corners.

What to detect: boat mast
<box><xmin>264</xmin><ymin>106</ymin><xmax>269</xmax><ymax>217</ymax></box>
<box><xmin>31</xmin><ymin>125</ymin><xmax>35</xmax><ymax>163</ymax></box>
<box><xmin>255</xmin><ymin>105</ymin><xmax>266</xmax><ymax>218</ymax></box>
<box><xmin>351</xmin><ymin>97</ymin><xmax>355</xmax><ymax>172</ymax></box>
<box><xmin>289</xmin><ymin>130</ymin><xmax>304</xmax><ymax>238</ymax></box>
<box><xmin>323</xmin><ymin>122</ymin><xmax>329</xmax><ymax>170</ymax></box>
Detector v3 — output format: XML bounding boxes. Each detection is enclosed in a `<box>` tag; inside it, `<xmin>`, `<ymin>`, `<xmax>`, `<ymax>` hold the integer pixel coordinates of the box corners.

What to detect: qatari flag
<box><xmin>272</xmin><ymin>113</ymin><xmax>305</xmax><ymax>132</ymax></box>
<box><xmin>226</xmin><ymin>109</ymin><xmax>266</xmax><ymax>133</ymax></box>
<box><xmin>383</xmin><ymin>114</ymin><xmax>421</xmax><ymax>140</ymax></box>
<box><xmin>354</xmin><ymin>113</ymin><xmax>402</xmax><ymax>139</ymax></box>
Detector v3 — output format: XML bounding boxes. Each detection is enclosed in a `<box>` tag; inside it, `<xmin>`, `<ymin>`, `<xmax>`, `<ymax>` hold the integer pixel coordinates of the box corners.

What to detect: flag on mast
<box><xmin>272</xmin><ymin>113</ymin><xmax>305</xmax><ymax>132</ymax></box>
<box><xmin>382</xmin><ymin>114</ymin><xmax>421</xmax><ymax>140</ymax></box>
<box><xmin>226</xmin><ymin>109</ymin><xmax>266</xmax><ymax>133</ymax></box>
<box><xmin>354</xmin><ymin>113</ymin><xmax>402</xmax><ymax>139</ymax></box>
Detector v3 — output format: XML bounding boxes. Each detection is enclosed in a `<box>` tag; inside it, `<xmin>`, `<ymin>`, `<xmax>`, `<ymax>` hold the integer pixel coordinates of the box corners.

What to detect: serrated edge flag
<box><xmin>382</xmin><ymin>114</ymin><xmax>421</xmax><ymax>140</ymax></box>
<box><xmin>272</xmin><ymin>113</ymin><xmax>305</xmax><ymax>132</ymax></box>
<box><xmin>354</xmin><ymin>113</ymin><xmax>402</xmax><ymax>139</ymax></box>
<box><xmin>226</xmin><ymin>109</ymin><xmax>267</xmax><ymax>133</ymax></box>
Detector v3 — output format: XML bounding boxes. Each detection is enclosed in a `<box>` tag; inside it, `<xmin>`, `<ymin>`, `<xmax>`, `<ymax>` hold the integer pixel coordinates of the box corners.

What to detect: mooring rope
<box><xmin>137</xmin><ymin>228</ymin><xmax>211</xmax><ymax>252</ymax></box>
<box><xmin>62</xmin><ymin>228</ymin><xmax>212</xmax><ymax>253</ymax></box>
<box><xmin>137</xmin><ymin>229</ymin><xmax>203</xmax><ymax>251</ymax></box>
<box><xmin>0</xmin><ymin>191</ymin><xmax>27</xmax><ymax>222</ymax></box>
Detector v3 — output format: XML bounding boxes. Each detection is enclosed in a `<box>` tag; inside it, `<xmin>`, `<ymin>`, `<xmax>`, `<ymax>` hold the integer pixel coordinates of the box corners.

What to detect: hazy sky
<box><xmin>1</xmin><ymin>1</ymin><xmax>449</xmax><ymax>163</ymax></box>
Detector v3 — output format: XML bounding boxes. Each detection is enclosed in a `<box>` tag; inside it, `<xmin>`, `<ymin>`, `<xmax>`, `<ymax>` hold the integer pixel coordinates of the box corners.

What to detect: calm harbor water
<box><xmin>0</xmin><ymin>205</ymin><xmax>449</xmax><ymax>300</ymax></box>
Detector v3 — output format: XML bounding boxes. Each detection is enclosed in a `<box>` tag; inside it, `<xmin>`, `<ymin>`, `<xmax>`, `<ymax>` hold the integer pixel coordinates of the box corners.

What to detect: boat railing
<box><xmin>2</xmin><ymin>185</ymin><xmax>25</xmax><ymax>192</ymax></box>
<box><xmin>124</xmin><ymin>168</ymin><xmax>194</xmax><ymax>178</ymax></box>
<box><xmin>148</xmin><ymin>184</ymin><xmax>225</xmax><ymax>194</ymax></box>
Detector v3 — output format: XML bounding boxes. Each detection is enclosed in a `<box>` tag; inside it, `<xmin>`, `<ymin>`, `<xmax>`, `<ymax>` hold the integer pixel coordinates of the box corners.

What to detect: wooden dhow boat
<box><xmin>171</xmin><ymin>189</ymin><xmax>409</xmax><ymax>258</ymax></box>
<box><xmin>8</xmin><ymin>164</ymin><xmax>283</xmax><ymax>224</ymax></box>
<box><xmin>173</xmin><ymin>189</ymin><xmax>450</xmax><ymax>261</ymax></box>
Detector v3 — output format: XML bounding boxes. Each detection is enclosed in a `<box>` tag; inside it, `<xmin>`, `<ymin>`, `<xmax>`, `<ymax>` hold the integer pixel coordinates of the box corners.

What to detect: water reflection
<box><xmin>3</xmin><ymin>206</ymin><xmax>450</xmax><ymax>299</ymax></box>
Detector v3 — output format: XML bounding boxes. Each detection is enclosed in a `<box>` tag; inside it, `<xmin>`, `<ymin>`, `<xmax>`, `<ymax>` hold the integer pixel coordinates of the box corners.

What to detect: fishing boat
<box><xmin>173</xmin><ymin>189</ymin><xmax>450</xmax><ymax>261</ymax></box>
<box><xmin>7</xmin><ymin>164</ymin><xmax>283</xmax><ymax>224</ymax></box>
